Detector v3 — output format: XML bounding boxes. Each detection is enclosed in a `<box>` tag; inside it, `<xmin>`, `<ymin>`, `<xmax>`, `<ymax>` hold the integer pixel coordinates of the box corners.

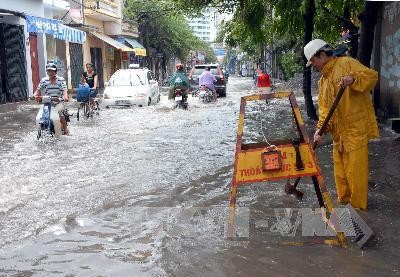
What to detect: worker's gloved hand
<box><xmin>314</xmin><ymin>129</ymin><xmax>322</xmax><ymax>145</ymax></box>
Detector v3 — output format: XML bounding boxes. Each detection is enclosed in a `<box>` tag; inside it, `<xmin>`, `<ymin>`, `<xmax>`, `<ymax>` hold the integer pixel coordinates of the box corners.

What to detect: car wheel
<box><xmin>148</xmin><ymin>97</ymin><xmax>151</xmax><ymax>106</ymax></box>
<box><xmin>220</xmin><ymin>90</ymin><xmax>227</xmax><ymax>97</ymax></box>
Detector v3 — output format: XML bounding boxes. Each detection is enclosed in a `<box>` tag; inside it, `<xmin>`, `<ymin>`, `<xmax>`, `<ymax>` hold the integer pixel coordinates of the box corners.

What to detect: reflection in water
<box><xmin>243</xmin><ymin>99</ymin><xmax>298</xmax><ymax>145</ymax></box>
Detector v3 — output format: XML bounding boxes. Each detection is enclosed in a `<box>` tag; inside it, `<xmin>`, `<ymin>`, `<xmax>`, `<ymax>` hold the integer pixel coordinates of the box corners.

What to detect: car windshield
<box><xmin>108</xmin><ymin>71</ymin><xmax>143</xmax><ymax>86</ymax></box>
<box><xmin>193</xmin><ymin>67</ymin><xmax>218</xmax><ymax>75</ymax></box>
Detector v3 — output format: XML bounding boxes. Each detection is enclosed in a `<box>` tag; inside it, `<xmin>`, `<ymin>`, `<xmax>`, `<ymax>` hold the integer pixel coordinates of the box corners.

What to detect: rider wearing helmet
<box><xmin>168</xmin><ymin>63</ymin><xmax>190</xmax><ymax>99</ymax></box>
<box><xmin>34</xmin><ymin>62</ymin><xmax>70</xmax><ymax>135</ymax></box>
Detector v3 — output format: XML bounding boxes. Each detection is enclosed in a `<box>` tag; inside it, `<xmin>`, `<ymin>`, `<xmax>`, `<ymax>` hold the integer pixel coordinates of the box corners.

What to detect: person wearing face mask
<box><xmin>304</xmin><ymin>39</ymin><xmax>379</xmax><ymax>210</ymax></box>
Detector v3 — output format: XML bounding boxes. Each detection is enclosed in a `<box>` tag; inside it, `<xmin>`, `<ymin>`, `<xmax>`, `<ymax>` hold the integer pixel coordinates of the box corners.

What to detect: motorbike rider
<box><xmin>34</xmin><ymin>62</ymin><xmax>70</xmax><ymax>135</ymax></box>
<box><xmin>168</xmin><ymin>63</ymin><xmax>190</xmax><ymax>99</ymax></box>
<box><xmin>198</xmin><ymin>66</ymin><xmax>217</xmax><ymax>101</ymax></box>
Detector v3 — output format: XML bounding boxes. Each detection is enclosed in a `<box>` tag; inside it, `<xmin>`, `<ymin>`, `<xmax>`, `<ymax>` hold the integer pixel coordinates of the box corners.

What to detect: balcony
<box><xmin>84</xmin><ymin>0</ymin><xmax>121</xmax><ymax>22</ymax></box>
<box><xmin>121</xmin><ymin>20</ymin><xmax>139</xmax><ymax>37</ymax></box>
<box><xmin>43</xmin><ymin>0</ymin><xmax>70</xmax><ymax>11</ymax></box>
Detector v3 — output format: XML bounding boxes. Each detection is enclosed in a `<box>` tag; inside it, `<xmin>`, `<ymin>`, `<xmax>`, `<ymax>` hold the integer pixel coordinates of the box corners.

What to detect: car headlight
<box><xmin>103</xmin><ymin>92</ymin><xmax>112</xmax><ymax>99</ymax></box>
<box><xmin>135</xmin><ymin>93</ymin><xmax>146</xmax><ymax>97</ymax></box>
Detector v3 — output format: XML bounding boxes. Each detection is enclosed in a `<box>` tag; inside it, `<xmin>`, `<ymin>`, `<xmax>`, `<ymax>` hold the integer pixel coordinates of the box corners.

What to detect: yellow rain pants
<box><xmin>333</xmin><ymin>145</ymin><xmax>368</xmax><ymax>209</ymax></box>
<box><xmin>317</xmin><ymin>56</ymin><xmax>379</xmax><ymax>210</ymax></box>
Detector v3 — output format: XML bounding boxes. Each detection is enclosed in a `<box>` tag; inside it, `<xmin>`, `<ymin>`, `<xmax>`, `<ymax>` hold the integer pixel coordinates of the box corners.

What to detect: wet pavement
<box><xmin>0</xmin><ymin>77</ymin><xmax>399</xmax><ymax>276</ymax></box>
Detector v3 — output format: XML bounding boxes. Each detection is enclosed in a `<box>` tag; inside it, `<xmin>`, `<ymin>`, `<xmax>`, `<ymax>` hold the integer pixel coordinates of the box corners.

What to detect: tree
<box><xmin>124</xmin><ymin>0</ymin><xmax>216</xmax><ymax>78</ymax></box>
<box><xmin>172</xmin><ymin>0</ymin><xmax>370</xmax><ymax>119</ymax></box>
<box><xmin>302</xmin><ymin>0</ymin><xmax>317</xmax><ymax>120</ymax></box>
<box><xmin>357</xmin><ymin>1</ymin><xmax>380</xmax><ymax>67</ymax></box>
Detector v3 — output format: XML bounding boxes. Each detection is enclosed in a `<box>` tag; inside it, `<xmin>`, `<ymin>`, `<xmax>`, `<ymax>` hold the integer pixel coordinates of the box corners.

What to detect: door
<box><xmin>114</xmin><ymin>49</ymin><xmax>121</xmax><ymax>72</ymax></box>
<box><xmin>69</xmin><ymin>43</ymin><xmax>83</xmax><ymax>88</ymax></box>
<box><xmin>29</xmin><ymin>34</ymin><xmax>40</xmax><ymax>90</ymax></box>
<box><xmin>0</xmin><ymin>23</ymin><xmax>27</xmax><ymax>104</ymax></box>
<box><xmin>90</xmin><ymin>47</ymin><xmax>103</xmax><ymax>88</ymax></box>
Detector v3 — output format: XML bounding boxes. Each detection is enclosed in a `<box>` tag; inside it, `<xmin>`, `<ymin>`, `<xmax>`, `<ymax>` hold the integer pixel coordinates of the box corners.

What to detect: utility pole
<box><xmin>81</xmin><ymin>0</ymin><xmax>85</xmax><ymax>25</ymax></box>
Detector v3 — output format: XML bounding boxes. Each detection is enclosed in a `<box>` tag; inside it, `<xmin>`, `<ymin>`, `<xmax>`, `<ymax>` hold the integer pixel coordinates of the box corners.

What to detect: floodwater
<box><xmin>0</xmin><ymin>77</ymin><xmax>399</xmax><ymax>276</ymax></box>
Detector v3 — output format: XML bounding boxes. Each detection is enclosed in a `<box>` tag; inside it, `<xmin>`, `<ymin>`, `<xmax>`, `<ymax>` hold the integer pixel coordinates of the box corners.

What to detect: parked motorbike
<box><xmin>196</xmin><ymin>85</ymin><xmax>215</xmax><ymax>103</ymax></box>
<box><xmin>35</xmin><ymin>95</ymin><xmax>68</xmax><ymax>139</ymax></box>
<box><xmin>174</xmin><ymin>87</ymin><xmax>188</xmax><ymax>110</ymax></box>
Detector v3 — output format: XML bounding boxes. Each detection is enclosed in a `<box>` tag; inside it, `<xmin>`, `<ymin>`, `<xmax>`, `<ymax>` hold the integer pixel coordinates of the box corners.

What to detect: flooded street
<box><xmin>0</xmin><ymin>77</ymin><xmax>399</xmax><ymax>276</ymax></box>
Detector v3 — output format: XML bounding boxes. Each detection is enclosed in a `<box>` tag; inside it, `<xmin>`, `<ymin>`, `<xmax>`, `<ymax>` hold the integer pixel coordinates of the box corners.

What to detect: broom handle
<box><xmin>293</xmin><ymin>86</ymin><xmax>346</xmax><ymax>188</ymax></box>
<box><xmin>312</xmin><ymin>86</ymin><xmax>346</xmax><ymax>149</ymax></box>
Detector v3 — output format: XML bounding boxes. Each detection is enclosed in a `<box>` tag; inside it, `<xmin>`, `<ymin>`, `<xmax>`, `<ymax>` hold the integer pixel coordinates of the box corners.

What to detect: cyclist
<box><xmin>82</xmin><ymin>62</ymin><xmax>98</xmax><ymax>109</ymax></box>
<box><xmin>33</xmin><ymin>62</ymin><xmax>70</xmax><ymax>135</ymax></box>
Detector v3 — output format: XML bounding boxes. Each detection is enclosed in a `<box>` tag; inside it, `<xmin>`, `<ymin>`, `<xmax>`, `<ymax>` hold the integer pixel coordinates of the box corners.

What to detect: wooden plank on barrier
<box><xmin>233</xmin><ymin>143</ymin><xmax>320</xmax><ymax>185</ymax></box>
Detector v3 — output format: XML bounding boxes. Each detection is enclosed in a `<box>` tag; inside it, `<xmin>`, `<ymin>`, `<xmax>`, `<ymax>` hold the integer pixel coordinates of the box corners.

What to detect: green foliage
<box><xmin>124</xmin><ymin>0</ymin><xmax>215</xmax><ymax>62</ymax></box>
<box><xmin>277</xmin><ymin>52</ymin><xmax>302</xmax><ymax>81</ymax></box>
<box><xmin>173</xmin><ymin>0</ymin><xmax>366</xmax><ymax>62</ymax></box>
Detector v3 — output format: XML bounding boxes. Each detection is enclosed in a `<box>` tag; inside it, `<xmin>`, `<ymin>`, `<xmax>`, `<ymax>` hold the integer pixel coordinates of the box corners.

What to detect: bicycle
<box><xmin>76</xmin><ymin>87</ymin><xmax>99</xmax><ymax>121</ymax></box>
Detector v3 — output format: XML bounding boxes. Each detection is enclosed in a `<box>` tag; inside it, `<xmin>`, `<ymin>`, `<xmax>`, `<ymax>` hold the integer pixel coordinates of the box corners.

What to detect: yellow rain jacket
<box><xmin>317</xmin><ymin>56</ymin><xmax>379</xmax><ymax>152</ymax></box>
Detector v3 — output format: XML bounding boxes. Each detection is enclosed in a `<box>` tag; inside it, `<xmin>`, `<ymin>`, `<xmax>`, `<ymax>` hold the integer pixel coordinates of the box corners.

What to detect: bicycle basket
<box><xmin>76</xmin><ymin>87</ymin><xmax>90</xmax><ymax>102</ymax></box>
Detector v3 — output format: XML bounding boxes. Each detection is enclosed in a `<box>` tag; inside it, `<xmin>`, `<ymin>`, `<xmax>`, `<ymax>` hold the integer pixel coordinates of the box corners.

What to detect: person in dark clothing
<box><xmin>82</xmin><ymin>62</ymin><xmax>98</xmax><ymax>109</ymax></box>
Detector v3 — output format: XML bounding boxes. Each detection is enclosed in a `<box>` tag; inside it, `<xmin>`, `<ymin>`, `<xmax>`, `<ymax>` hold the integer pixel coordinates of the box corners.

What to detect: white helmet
<box><xmin>46</xmin><ymin>62</ymin><xmax>57</xmax><ymax>71</ymax></box>
<box><xmin>304</xmin><ymin>39</ymin><xmax>331</xmax><ymax>67</ymax></box>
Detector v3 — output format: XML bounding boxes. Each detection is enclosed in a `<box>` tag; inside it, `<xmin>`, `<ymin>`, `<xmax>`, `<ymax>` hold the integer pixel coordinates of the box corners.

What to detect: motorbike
<box><xmin>174</xmin><ymin>86</ymin><xmax>188</xmax><ymax>110</ymax></box>
<box><xmin>196</xmin><ymin>85</ymin><xmax>215</xmax><ymax>103</ymax></box>
<box><xmin>35</xmin><ymin>95</ymin><xmax>68</xmax><ymax>139</ymax></box>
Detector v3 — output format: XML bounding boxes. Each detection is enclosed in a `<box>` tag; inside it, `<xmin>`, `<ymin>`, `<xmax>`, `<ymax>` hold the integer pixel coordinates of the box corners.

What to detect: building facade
<box><xmin>0</xmin><ymin>0</ymin><xmax>87</xmax><ymax>103</ymax></box>
<box><xmin>187</xmin><ymin>8</ymin><xmax>218</xmax><ymax>43</ymax></box>
<box><xmin>0</xmin><ymin>0</ymin><xmax>146</xmax><ymax>104</ymax></box>
<box><xmin>80</xmin><ymin>0</ymin><xmax>145</xmax><ymax>88</ymax></box>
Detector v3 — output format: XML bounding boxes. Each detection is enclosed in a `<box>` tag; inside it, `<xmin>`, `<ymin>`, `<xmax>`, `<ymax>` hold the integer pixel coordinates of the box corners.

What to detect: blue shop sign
<box><xmin>26</xmin><ymin>15</ymin><xmax>63</xmax><ymax>36</ymax></box>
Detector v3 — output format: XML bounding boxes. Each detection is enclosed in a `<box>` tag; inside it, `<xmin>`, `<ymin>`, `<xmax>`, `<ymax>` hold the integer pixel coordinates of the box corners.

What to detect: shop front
<box><xmin>88</xmin><ymin>31</ymin><xmax>135</xmax><ymax>82</ymax></box>
<box><xmin>26</xmin><ymin>15</ymin><xmax>86</xmax><ymax>90</ymax></box>
<box><xmin>114</xmin><ymin>36</ymin><xmax>147</xmax><ymax>67</ymax></box>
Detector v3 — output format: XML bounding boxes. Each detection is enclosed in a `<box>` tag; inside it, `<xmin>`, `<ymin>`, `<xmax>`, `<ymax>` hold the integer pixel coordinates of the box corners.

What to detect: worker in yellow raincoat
<box><xmin>304</xmin><ymin>39</ymin><xmax>379</xmax><ymax>210</ymax></box>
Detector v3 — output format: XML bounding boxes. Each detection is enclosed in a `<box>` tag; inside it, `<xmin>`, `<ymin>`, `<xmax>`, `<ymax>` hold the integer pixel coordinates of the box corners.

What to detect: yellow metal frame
<box><xmin>229</xmin><ymin>91</ymin><xmax>347</xmax><ymax>248</ymax></box>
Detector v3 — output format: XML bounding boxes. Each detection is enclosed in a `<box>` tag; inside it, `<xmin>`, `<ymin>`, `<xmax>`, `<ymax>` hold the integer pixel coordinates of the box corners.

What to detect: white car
<box><xmin>101</xmin><ymin>67</ymin><xmax>160</xmax><ymax>108</ymax></box>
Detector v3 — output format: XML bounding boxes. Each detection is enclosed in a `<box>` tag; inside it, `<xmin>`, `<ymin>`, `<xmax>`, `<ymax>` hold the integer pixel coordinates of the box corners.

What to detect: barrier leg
<box><xmin>230</xmin><ymin>184</ymin><xmax>238</xmax><ymax>208</ymax></box>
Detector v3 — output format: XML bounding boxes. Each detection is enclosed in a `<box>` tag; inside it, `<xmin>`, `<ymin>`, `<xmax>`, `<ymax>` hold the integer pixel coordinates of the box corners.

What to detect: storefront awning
<box><xmin>124</xmin><ymin>38</ymin><xmax>147</xmax><ymax>56</ymax></box>
<box><xmin>90</xmin><ymin>31</ymin><xmax>134</xmax><ymax>52</ymax></box>
<box><xmin>55</xmin><ymin>25</ymin><xmax>86</xmax><ymax>44</ymax></box>
<box><xmin>26</xmin><ymin>15</ymin><xmax>86</xmax><ymax>44</ymax></box>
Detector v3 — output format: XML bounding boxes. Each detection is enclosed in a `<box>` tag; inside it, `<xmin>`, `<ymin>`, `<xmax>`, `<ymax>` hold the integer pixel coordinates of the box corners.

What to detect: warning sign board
<box><xmin>228</xmin><ymin>91</ymin><xmax>348</xmax><ymax>248</ymax></box>
<box><xmin>234</xmin><ymin>143</ymin><xmax>320</xmax><ymax>185</ymax></box>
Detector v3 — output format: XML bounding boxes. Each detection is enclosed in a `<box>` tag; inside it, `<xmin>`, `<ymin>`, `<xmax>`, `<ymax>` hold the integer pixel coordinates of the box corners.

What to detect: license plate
<box><xmin>175</xmin><ymin>96</ymin><xmax>182</xmax><ymax>101</ymax></box>
<box><xmin>115</xmin><ymin>100</ymin><xmax>129</xmax><ymax>105</ymax></box>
